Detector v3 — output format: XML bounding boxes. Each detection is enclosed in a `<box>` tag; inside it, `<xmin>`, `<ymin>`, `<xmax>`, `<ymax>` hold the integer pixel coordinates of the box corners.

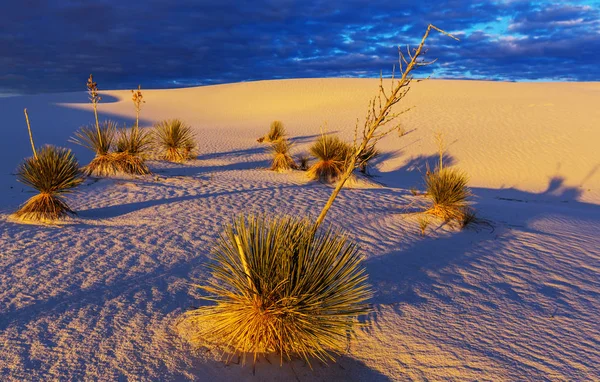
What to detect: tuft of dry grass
<box><xmin>424</xmin><ymin>166</ymin><xmax>472</xmax><ymax>223</ymax></box>
<box><xmin>115</xmin><ymin>127</ymin><xmax>152</xmax><ymax>175</ymax></box>
<box><xmin>179</xmin><ymin>215</ymin><xmax>371</xmax><ymax>368</ymax></box>
<box><xmin>14</xmin><ymin>145</ymin><xmax>84</xmax><ymax>222</ymax></box>
<box><xmin>153</xmin><ymin>119</ymin><xmax>197</xmax><ymax>162</ymax></box>
<box><xmin>269</xmin><ymin>138</ymin><xmax>297</xmax><ymax>172</ymax></box>
<box><xmin>307</xmin><ymin>134</ymin><xmax>353</xmax><ymax>183</ymax></box>
<box><xmin>418</xmin><ymin>215</ymin><xmax>430</xmax><ymax>236</ymax></box>
<box><xmin>297</xmin><ymin>154</ymin><xmax>310</xmax><ymax>171</ymax></box>
<box><xmin>71</xmin><ymin>120</ymin><xmax>116</xmax><ymax>156</ymax></box>
<box><xmin>258</xmin><ymin>120</ymin><xmax>286</xmax><ymax>143</ymax></box>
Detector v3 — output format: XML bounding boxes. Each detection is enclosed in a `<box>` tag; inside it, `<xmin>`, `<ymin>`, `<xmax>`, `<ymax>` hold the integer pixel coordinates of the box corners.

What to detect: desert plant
<box><xmin>424</xmin><ymin>166</ymin><xmax>472</xmax><ymax>223</ymax></box>
<box><xmin>179</xmin><ymin>215</ymin><xmax>371</xmax><ymax>367</ymax></box>
<box><xmin>258</xmin><ymin>120</ymin><xmax>286</xmax><ymax>143</ymax></box>
<box><xmin>115</xmin><ymin>127</ymin><xmax>152</xmax><ymax>175</ymax></box>
<box><xmin>297</xmin><ymin>154</ymin><xmax>310</xmax><ymax>171</ymax></box>
<box><xmin>71</xmin><ymin>120</ymin><xmax>121</xmax><ymax>176</ymax></box>
<box><xmin>87</xmin><ymin>74</ymin><xmax>102</xmax><ymax>143</ymax></box>
<box><xmin>14</xmin><ymin>110</ymin><xmax>84</xmax><ymax>222</ymax></box>
<box><xmin>307</xmin><ymin>134</ymin><xmax>353</xmax><ymax>183</ymax></box>
<box><xmin>418</xmin><ymin>215</ymin><xmax>430</xmax><ymax>236</ymax></box>
<box><xmin>269</xmin><ymin>138</ymin><xmax>297</xmax><ymax>172</ymax></box>
<box><xmin>153</xmin><ymin>119</ymin><xmax>197</xmax><ymax>162</ymax></box>
<box><xmin>357</xmin><ymin>144</ymin><xmax>380</xmax><ymax>175</ymax></box>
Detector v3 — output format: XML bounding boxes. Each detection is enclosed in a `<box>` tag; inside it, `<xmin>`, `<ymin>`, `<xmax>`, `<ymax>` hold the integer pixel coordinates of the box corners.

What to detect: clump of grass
<box><xmin>258</xmin><ymin>120</ymin><xmax>286</xmax><ymax>143</ymax></box>
<box><xmin>307</xmin><ymin>134</ymin><xmax>353</xmax><ymax>183</ymax></box>
<box><xmin>14</xmin><ymin>146</ymin><xmax>84</xmax><ymax>222</ymax></box>
<box><xmin>424</xmin><ymin>166</ymin><xmax>472</xmax><ymax>224</ymax></box>
<box><xmin>418</xmin><ymin>215</ymin><xmax>430</xmax><ymax>236</ymax></box>
<box><xmin>179</xmin><ymin>215</ymin><xmax>371</xmax><ymax>368</ymax></box>
<box><xmin>115</xmin><ymin>127</ymin><xmax>152</xmax><ymax>175</ymax></box>
<box><xmin>460</xmin><ymin>208</ymin><xmax>478</xmax><ymax>229</ymax></box>
<box><xmin>297</xmin><ymin>154</ymin><xmax>310</xmax><ymax>171</ymax></box>
<box><xmin>357</xmin><ymin>144</ymin><xmax>380</xmax><ymax>175</ymax></box>
<box><xmin>269</xmin><ymin>138</ymin><xmax>297</xmax><ymax>172</ymax></box>
<box><xmin>153</xmin><ymin>119</ymin><xmax>197</xmax><ymax>162</ymax></box>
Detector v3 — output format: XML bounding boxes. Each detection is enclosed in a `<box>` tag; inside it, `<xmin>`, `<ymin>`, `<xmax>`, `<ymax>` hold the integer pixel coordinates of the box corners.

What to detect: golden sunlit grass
<box><xmin>71</xmin><ymin>121</ymin><xmax>122</xmax><ymax>176</ymax></box>
<box><xmin>115</xmin><ymin>127</ymin><xmax>152</xmax><ymax>175</ymax></box>
<box><xmin>307</xmin><ymin>134</ymin><xmax>353</xmax><ymax>183</ymax></box>
<box><xmin>424</xmin><ymin>166</ymin><xmax>472</xmax><ymax>223</ymax></box>
<box><xmin>357</xmin><ymin>144</ymin><xmax>380</xmax><ymax>175</ymax></box>
<box><xmin>14</xmin><ymin>145</ymin><xmax>84</xmax><ymax>222</ymax></box>
<box><xmin>153</xmin><ymin>119</ymin><xmax>197</xmax><ymax>162</ymax></box>
<box><xmin>258</xmin><ymin>120</ymin><xmax>286</xmax><ymax>143</ymax></box>
<box><xmin>269</xmin><ymin>138</ymin><xmax>297</xmax><ymax>172</ymax></box>
<box><xmin>179</xmin><ymin>215</ymin><xmax>372</xmax><ymax>369</ymax></box>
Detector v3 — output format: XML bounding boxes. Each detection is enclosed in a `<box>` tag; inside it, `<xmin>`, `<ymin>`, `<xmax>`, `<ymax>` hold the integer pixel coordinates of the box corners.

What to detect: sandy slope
<box><xmin>0</xmin><ymin>79</ymin><xmax>599</xmax><ymax>381</ymax></box>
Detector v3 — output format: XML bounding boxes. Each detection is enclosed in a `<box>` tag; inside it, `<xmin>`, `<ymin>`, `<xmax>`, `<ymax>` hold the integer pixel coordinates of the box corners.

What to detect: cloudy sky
<box><xmin>1</xmin><ymin>0</ymin><xmax>598</xmax><ymax>94</ymax></box>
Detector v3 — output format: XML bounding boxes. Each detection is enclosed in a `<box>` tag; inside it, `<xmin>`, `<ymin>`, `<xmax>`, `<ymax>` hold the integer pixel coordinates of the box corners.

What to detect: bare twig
<box><xmin>23</xmin><ymin>108</ymin><xmax>37</xmax><ymax>160</ymax></box>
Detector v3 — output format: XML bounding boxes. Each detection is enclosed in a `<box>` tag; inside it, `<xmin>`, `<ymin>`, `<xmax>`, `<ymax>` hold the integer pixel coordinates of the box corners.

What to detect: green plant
<box><xmin>71</xmin><ymin>120</ymin><xmax>122</xmax><ymax>176</ymax></box>
<box><xmin>258</xmin><ymin>120</ymin><xmax>286</xmax><ymax>143</ymax></box>
<box><xmin>153</xmin><ymin>119</ymin><xmax>197</xmax><ymax>162</ymax></box>
<box><xmin>15</xmin><ymin>111</ymin><xmax>83</xmax><ymax>222</ymax></box>
<box><xmin>115</xmin><ymin>127</ymin><xmax>152</xmax><ymax>175</ymax></box>
<box><xmin>269</xmin><ymin>138</ymin><xmax>297</xmax><ymax>172</ymax></box>
<box><xmin>179</xmin><ymin>215</ymin><xmax>371</xmax><ymax>367</ymax></box>
<box><xmin>307</xmin><ymin>134</ymin><xmax>353</xmax><ymax>183</ymax></box>
<box><xmin>424</xmin><ymin>166</ymin><xmax>472</xmax><ymax>223</ymax></box>
<box><xmin>357</xmin><ymin>144</ymin><xmax>380</xmax><ymax>175</ymax></box>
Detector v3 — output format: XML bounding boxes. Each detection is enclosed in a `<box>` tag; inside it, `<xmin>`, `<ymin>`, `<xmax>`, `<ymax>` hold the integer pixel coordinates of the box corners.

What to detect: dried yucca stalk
<box><xmin>269</xmin><ymin>138</ymin><xmax>297</xmax><ymax>172</ymax></box>
<box><xmin>179</xmin><ymin>216</ymin><xmax>371</xmax><ymax>368</ymax></box>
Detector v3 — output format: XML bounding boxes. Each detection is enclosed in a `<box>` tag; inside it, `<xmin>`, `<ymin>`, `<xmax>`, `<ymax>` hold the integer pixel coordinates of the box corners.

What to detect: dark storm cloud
<box><xmin>0</xmin><ymin>0</ymin><xmax>598</xmax><ymax>94</ymax></box>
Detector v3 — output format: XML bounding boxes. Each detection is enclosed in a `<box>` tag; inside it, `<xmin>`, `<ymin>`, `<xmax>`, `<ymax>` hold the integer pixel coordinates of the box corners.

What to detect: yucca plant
<box><xmin>71</xmin><ymin>120</ymin><xmax>120</xmax><ymax>176</ymax></box>
<box><xmin>153</xmin><ymin>119</ymin><xmax>197</xmax><ymax>162</ymax></box>
<box><xmin>258</xmin><ymin>120</ymin><xmax>286</xmax><ymax>143</ymax></box>
<box><xmin>180</xmin><ymin>215</ymin><xmax>371</xmax><ymax>368</ymax></box>
<box><xmin>357</xmin><ymin>144</ymin><xmax>380</xmax><ymax>175</ymax></box>
<box><xmin>269</xmin><ymin>138</ymin><xmax>297</xmax><ymax>172</ymax></box>
<box><xmin>297</xmin><ymin>154</ymin><xmax>310</xmax><ymax>171</ymax></box>
<box><xmin>307</xmin><ymin>134</ymin><xmax>353</xmax><ymax>183</ymax></box>
<box><xmin>424</xmin><ymin>166</ymin><xmax>472</xmax><ymax>223</ymax></box>
<box><xmin>115</xmin><ymin>127</ymin><xmax>152</xmax><ymax>175</ymax></box>
<box><xmin>14</xmin><ymin>110</ymin><xmax>84</xmax><ymax>222</ymax></box>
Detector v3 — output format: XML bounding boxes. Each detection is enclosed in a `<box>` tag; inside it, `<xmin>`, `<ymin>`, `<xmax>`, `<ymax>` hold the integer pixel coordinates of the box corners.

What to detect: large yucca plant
<box><xmin>71</xmin><ymin>120</ymin><xmax>123</xmax><ymax>176</ymax></box>
<box><xmin>15</xmin><ymin>145</ymin><xmax>84</xmax><ymax>222</ymax></box>
<box><xmin>269</xmin><ymin>138</ymin><xmax>297</xmax><ymax>172</ymax></box>
<box><xmin>153</xmin><ymin>119</ymin><xmax>197</xmax><ymax>162</ymax></box>
<box><xmin>180</xmin><ymin>215</ymin><xmax>371</xmax><ymax>368</ymax></box>
<box><xmin>424</xmin><ymin>166</ymin><xmax>472</xmax><ymax>223</ymax></box>
<box><xmin>307</xmin><ymin>134</ymin><xmax>353</xmax><ymax>183</ymax></box>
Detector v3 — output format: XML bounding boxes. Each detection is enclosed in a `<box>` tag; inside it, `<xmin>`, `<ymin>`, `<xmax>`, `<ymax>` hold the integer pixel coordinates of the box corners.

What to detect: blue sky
<box><xmin>1</xmin><ymin>0</ymin><xmax>598</xmax><ymax>94</ymax></box>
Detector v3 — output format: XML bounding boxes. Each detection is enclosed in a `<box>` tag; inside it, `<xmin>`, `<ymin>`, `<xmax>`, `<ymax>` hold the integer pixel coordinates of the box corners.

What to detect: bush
<box><xmin>297</xmin><ymin>154</ymin><xmax>310</xmax><ymax>171</ymax></box>
<box><xmin>180</xmin><ymin>215</ymin><xmax>371</xmax><ymax>367</ymax></box>
<box><xmin>153</xmin><ymin>119</ymin><xmax>197</xmax><ymax>162</ymax></box>
<box><xmin>258</xmin><ymin>120</ymin><xmax>286</xmax><ymax>143</ymax></box>
<box><xmin>307</xmin><ymin>134</ymin><xmax>353</xmax><ymax>183</ymax></box>
<box><xmin>269</xmin><ymin>138</ymin><xmax>297</xmax><ymax>172</ymax></box>
<box><xmin>424</xmin><ymin>167</ymin><xmax>472</xmax><ymax>223</ymax></box>
<box><xmin>14</xmin><ymin>145</ymin><xmax>84</xmax><ymax>222</ymax></box>
<box><xmin>115</xmin><ymin>127</ymin><xmax>152</xmax><ymax>175</ymax></box>
<box><xmin>71</xmin><ymin>120</ymin><xmax>124</xmax><ymax>176</ymax></box>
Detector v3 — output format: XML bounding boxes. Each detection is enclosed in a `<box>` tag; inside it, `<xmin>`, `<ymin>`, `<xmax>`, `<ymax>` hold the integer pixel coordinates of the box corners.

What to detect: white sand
<box><xmin>0</xmin><ymin>79</ymin><xmax>599</xmax><ymax>380</ymax></box>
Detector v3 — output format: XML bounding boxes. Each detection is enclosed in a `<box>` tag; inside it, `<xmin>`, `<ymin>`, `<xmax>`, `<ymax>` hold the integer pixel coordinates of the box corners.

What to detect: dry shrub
<box><xmin>153</xmin><ymin>119</ymin><xmax>197</xmax><ymax>162</ymax></box>
<box><xmin>307</xmin><ymin>134</ymin><xmax>353</xmax><ymax>183</ymax></box>
<box><xmin>424</xmin><ymin>166</ymin><xmax>472</xmax><ymax>223</ymax></box>
<box><xmin>269</xmin><ymin>139</ymin><xmax>297</xmax><ymax>172</ymax></box>
<box><xmin>14</xmin><ymin>145</ymin><xmax>84</xmax><ymax>222</ymax></box>
<box><xmin>179</xmin><ymin>215</ymin><xmax>371</xmax><ymax>368</ymax></box>
<box><xmin>258</xmin><ymin>120</ymin><xmax>286</xmax><ymax>143</ymax></box>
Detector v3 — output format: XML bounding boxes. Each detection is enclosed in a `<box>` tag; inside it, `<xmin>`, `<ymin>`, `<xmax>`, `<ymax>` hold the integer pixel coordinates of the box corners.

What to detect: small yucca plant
<box><xmin>307</xmin><ymin>134</ymin><xmax>353</xmax><ymax>183</ymax></box>
<box><xmin>180</xmin><ymin>215</ymin><xmax>371</xmax><ymax>368</ymax></box>
<box><xmin>424</xmin><ymin>166</ymin><xmax>472</xmax><ymax>223</ymax></box>
<box><xmin>357</xmin><ymin>144</ymin><xmax>380</xmax><ymax>175</ymax></box>
<box><xmin>297</xmin><ymin>154</ymin><xmax>310</xmax><ymax>171</ymax></box>
<box><xmin>71</xmin><ymin>120</ymin><xmax>121</xmax><ymax>176</ymax></box>
<box><xmin>153</xmin><ymin>119</ymin><xmax>197</xmax><ymax>162</ymax></box>
<box><xmin>269</xmin><ymin>138</ymin><xmax>297</xmax><ymax>172</ymax></box>
<box><xmin>258</xmin><ymin>120</ymin><xmax>286</xmax><ymax>143</ymax></box>
<box><xmin>15</xmin><ymin>145</ymin><xmax>84</xmax><ymax>222</ymax></box>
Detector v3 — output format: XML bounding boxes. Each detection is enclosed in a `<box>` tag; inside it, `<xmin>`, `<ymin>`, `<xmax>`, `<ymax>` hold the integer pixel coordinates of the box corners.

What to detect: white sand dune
<box><xmin>0</xmin><ymin>79</ymin><xmax>599</xmax><ymax>380</ymax></box>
